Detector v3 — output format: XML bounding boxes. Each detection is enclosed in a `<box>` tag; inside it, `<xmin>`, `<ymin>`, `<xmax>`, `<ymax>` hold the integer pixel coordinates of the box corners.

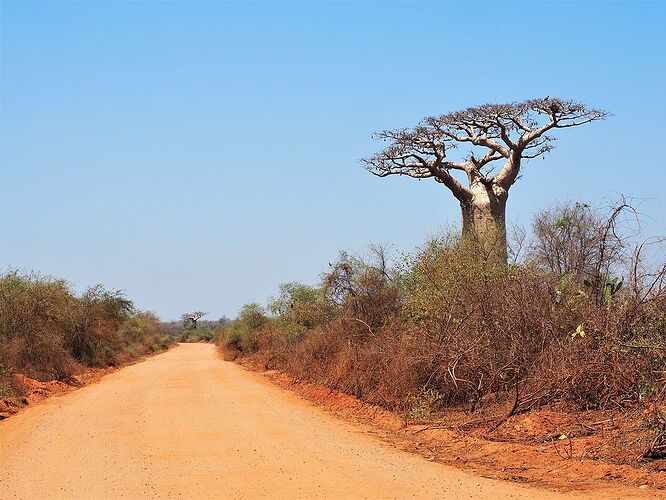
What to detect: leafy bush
<box><xmin>65</xmin><ymin>285</ymin><xmax>134</xmax><ymax>367</ymax></box>
<box><xmin>181</xmin><ymin>327</ymin><xmax>216</xmax><ymax>343</ymax></box>
<box><xmin>221</xmin><ymin>303</ymin><xmax>268</xmax><ymax>352</ymax></box>
<box><xmin>0</xmin><ymin>272</ymin><xmax>80</xmax><ymax>380</ymax></box>
<box><xmin>323</xmin><ymin>245</ymin><xmax>401</xmax><ymax>330</ymax></box>
<box><xmin>116</xmin><ymin>312</ymin><xmax>168</xmax><ymax>357</ymax></box>
<box><xmin>0</xmin><ymin>360</ymin><xmax>19</xmax><ymax>399</ymax></box>
<box><xmin>0</xmin><ymin>271</ymin><xmax>171</xmax><ymax>390</ymax></box>
<box><xmin>268</xmin><ymin>282</ymin><xmax>334</xmax><ymax>341</ymax></box>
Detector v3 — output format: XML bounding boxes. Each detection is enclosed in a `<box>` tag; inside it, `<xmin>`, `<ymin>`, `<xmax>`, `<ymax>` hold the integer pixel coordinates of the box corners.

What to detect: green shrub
<box><xmin>0</xmin><ymin>271</ymin><xmax>170</xmax><ymax>386</ymax></box>
<box><xmin>268</xmin><ymin>282</ymin><xmax>334</xmax><ymax>342</ymax></box>
<box><xmin>0</xmin><ymin>361</ymin><xmax>18</xmax><ymax>399</ymax></box>
<box><xmin>0</xmin><ymin>272</ymin><xmax>79</xmax><ymax>380</ymax></box>
<box><xmin>223</xmin><ymin>303</ymin><xmax>268</xmax><ymax>352</ymax></box>
<box><xmin>65</xmin><ymin>285</ymin><xmax>133</xmax><ymax>367</ymax></box>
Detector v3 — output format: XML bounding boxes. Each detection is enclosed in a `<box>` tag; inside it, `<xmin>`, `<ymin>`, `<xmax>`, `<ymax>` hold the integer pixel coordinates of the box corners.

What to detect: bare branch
<box><xmin>363</xmin><ymin>97</ymin><xmax>608</xmax><ymax>197</ymax></box>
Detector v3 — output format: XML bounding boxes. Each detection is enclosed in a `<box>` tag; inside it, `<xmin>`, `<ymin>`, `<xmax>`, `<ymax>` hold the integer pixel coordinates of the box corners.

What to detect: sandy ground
<box><xmin>0</xmin><ymin>343</ymin><xmax>644</xmax><ymax>499</ymax></box>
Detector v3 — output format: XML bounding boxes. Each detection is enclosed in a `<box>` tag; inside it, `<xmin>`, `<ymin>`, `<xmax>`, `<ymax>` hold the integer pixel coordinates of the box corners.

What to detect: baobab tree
<box><xmin>181</xmin><ymin>311</ymin><xmax>207</xmax><ymax>329</ymax></box>
<box><xmin>363</xmin><ymin>98</ymin><xmax>608</xmax><ymax>263</ymax></box>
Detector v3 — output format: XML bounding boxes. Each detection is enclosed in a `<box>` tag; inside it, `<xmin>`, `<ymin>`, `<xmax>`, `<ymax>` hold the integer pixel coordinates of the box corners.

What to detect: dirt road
<box><xmin>0</xmin><ymin>344</ymin><xmax>628</xmax><ymax>499</ymax></box>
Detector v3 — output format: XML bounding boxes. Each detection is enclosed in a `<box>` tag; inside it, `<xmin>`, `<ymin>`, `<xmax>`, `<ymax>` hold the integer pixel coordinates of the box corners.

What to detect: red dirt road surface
<box><xmin>0</xmin><ymin>344</ymin><xmax>649</xmax><ymax>499</ymax></box>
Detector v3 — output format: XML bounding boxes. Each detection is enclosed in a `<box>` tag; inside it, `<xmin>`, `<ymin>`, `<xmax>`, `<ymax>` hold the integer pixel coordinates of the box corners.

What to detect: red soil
<box><xmin>247</xmin><ymin>361</ymin><xmax>666</xmax><ymax>496</ymax></box>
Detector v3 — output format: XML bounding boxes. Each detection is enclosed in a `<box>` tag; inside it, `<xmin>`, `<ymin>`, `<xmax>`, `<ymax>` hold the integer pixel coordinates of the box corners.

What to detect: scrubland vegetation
<box><xmin>216</xmin><ymin>200</ymin><xmax>666</xmax><ymax>460</ymax></box>
<box><xmin>163</xmin><ymin>312</ymin><xmax>222</xmax><ymax>343</ymax></box>
<box><xmin>176</xmin><ymin>323</ymin><xmax>217</xmax><ymax>343</ymax></box>
<box><xmin>0</xmin><ymin>272</ymin><xmax>171</xmax><ymax>399</ymax></box>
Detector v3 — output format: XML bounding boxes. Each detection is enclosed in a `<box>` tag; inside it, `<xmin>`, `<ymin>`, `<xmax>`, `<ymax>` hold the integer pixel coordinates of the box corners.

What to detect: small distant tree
<box><xmin>181</xmin><ymin>311</ymin><xmax>207</xmax><ymax>329</ymax></box>
<box><xmin>529</xmin><ymin>199</ymin><xmax>638</xmax><ymax>304</ymax></box>
<box><xmin>224</xmin><ymin>303</ymin><xmax>268</xmax><ymax>351</ymax></box>
<box><xmin>363</xmin><ymin>98</ymin><xmax>607</xmax><ymax>264</ymax></box>
<box><xmin>323</xmin><ymin>244</ymin><xmax>401</xmax><ymax>329</ymax></box>
<box><xmin>529</xmin><ymin>202</ymin><xmax>602</xmax><ymax>283</ymax></box>
<box><xmin>269</xmin><ymin>282</ymin><xmax>333</xmax><ymax>331</ymax></box>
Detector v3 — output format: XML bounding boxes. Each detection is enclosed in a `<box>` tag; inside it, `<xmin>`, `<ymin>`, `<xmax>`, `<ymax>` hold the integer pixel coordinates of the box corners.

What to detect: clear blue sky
<box><xmin>1</xmin><ymin>1</ymin><xmax>665</xmax><ymax>320</ymax></box>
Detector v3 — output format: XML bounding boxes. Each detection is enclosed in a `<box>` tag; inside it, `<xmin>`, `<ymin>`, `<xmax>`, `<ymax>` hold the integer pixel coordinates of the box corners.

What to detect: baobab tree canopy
<box><xmin>363</xmin><ymin>98</ymin><xmax>608</xmax><ymax>263</ymax></box>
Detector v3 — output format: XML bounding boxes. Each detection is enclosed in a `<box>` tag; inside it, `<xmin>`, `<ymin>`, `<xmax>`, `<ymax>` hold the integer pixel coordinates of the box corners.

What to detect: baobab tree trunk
<box><xmin>460</xmin><ymin>183</ymin><xmax>508</xmax><ymax>265</ymax></box>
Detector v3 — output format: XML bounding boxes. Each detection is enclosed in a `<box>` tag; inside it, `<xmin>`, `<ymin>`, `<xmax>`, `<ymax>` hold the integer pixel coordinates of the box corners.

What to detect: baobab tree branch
<box><xmin>495</xmin><ymin>119</ymin><xmax>516</xmax><ymax>150</ymax></box>
<box><xmin>471</xmin><ymin>136</ymin><xmax>511</xmax><ymax>158</ymax></box>
<box><xmin>519</xmin><ymin>99</ymin><xmax>608</xmax><ymax>147</ymax></box>
<box><xmin>553</xmin><ymin>117</ymin><xmax>605</xmax><ymax>128</ymax></box>
<box><xmin>509</xmin><ymin>117</ymin><xmax>531</xmax><ymax>132</ymax></box>
<box><xmin>440</xmin><ymin>130</ymin><xmax>511</xmax><ymax>158</ymax></box>
<box><xmin>493</xmin><ymin>157</ymin><xmax>520</xmax><ymax>190</ymax></box>
<box><xmin>471</xmin><ymin>150</ymin><xmax>504</xmax><ymax>169</ymax></box>
<box><xmin>430</xmin><ymin>162</ymin><xmax>473</xmax><ymax>202</ymax></box>
<box><xmin>522</xmin><ymin>148</ymin><xmax>553</xmax><ymax>160</ymax></box>
<box><xmin>441</xmin><ymin>161</ymin><xmax>472</xmax><ymax>171</ymax></box>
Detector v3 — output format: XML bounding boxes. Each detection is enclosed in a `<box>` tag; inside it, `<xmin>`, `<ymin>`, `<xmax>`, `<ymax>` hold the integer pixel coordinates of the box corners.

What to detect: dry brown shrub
<box><xmin>223</xmin><ymin>201</ymin><xmax>666</xmax><ymax>437</ymax></box>
<box><xmin>0</xmin><ymin>272</ymin><xmax>170</xmax><ymax>386</ymax></box>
